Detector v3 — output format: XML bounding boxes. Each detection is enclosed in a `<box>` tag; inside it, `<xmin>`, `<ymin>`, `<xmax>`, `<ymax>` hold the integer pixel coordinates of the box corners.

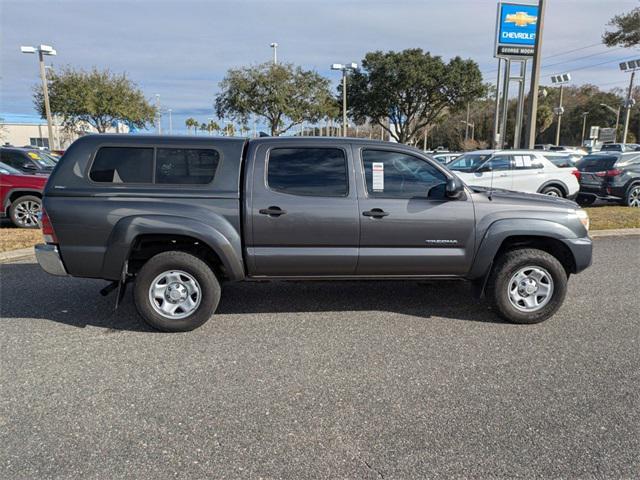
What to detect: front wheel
<box><xmin>9</xmin><ymin>195</ymin><xmax>41</xmax><ymax>228</ymax></box>
<box><xmin>133</xmin><ymin>251</ymin><xmax>221</xmax><ymax>332</ymax></box>
<box><xmin>486</xmin><ymin>248</ymin><xmax>567</xmax><ymax>324</ymax></box>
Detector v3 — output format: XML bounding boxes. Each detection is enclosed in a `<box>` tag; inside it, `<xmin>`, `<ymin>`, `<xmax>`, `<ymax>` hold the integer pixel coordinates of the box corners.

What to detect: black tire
<box><xmin>625</xmin><ymin>183</ymin><xmax>640</xmax><ymax>208</ymax></box>
<box><xmin>486</xmin><ymin>248</ymin><xmax>567</xmax><ymax>324</ymax></box>
<box><xmin>576</xmin><ymin>194</ymin><xmax>595</xmax><ymax>206</ymax></box>
<box><xmin>9</xmin><ymin>195</ymin><xmax>41</xmax><ymax>228</ymax></box>
<box><xmin>540</xmin><ymin>185</ymin><xmax>564</xmax><ymax>197</ymax></box>
<box><xmin>133</xmin><ymin>251</ymin><xmax>221</xmax><ymax>332</ymax></box>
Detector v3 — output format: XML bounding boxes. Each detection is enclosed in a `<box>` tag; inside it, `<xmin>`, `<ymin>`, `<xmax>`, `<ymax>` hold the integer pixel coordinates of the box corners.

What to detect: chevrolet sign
<box><xmin>495</xmin><ymin>2</ymin><xmax>539</xmax><ymax>58</ymax></box>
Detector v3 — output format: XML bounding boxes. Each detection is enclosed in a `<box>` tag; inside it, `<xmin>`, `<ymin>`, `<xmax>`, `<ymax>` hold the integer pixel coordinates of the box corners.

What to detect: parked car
<box><xmin>447</xmin><ymin>150</ymin><xmax>580</xmax><ymax>198</ymax></box>
<box><xmin>0</xmin><ymin>147</ymin><xmax>57</xmax><ymax>174</ymax></box>
<box><xmin>433</xmin><ymin>152</ymin><xmax>461</xmax><ymax>164</ymax></box>
<box><xmin>0</xmin><ymin>161</ymin><xmax>48</xmax><ymax>228</ymax></box>
<box><xmin>35</xmin><ymin>135</ymin><xmax>592</xmax><ymax>331</ymax></box>
<box><xmin>575</xmin><ymin>152</ymin><xmax>640</xmax><ymax>207</ymax></box>
<box><xmin>599</xmin><ymin>143</ymin><xmax>640</xmax><ymax>153</ymax></box>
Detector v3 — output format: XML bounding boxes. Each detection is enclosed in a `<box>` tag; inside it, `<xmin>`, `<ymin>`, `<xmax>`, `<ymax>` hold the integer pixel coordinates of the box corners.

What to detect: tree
<box><xmin>346</xmin><ymin>49</ymin><xmax>486</xmax><ymax>144</ymax></box>
<box><xmin>34</xmin><ymin>67</ymin><xmax>156</xmax><ymax>133</ymax></box>
<box><xmin>215</xmin><ymin>62</ymin><xmax>337</xmax><ymax>136</ymax></box>
<box><xmin>207</xmin><ymin>120</ymin><xmax>220</xmax><ymax>136</ymax></box>
<box><xmin>603</xmin><ymin>7</ymin><xmax>640</xmax><ymax>48</ymax></box>
<box><xmin>185</xmin><ymin>117</ymin><xmax>198</xmax><ymax>134</ymax></box>
<box><xmin>200</xmin><ymin>122</ymin><xmax>208</xmax><ymax>135</ymax></box>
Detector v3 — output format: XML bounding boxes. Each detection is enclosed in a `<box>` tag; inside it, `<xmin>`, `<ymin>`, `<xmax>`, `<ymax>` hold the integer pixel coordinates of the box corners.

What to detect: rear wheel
<box><xmin>576</xmin><ymin>194</ymin><xmax>595</xmax><ymax>206</ymax></box>
<box><xmin>486</xmin><ymin>248</ymin><xmax>567</xmax><ymax>324</ymax></box>
<box><xmin>540</xmin><ymin>185</ymin><xmax>564</xmax><ymax>197</ymax></box>
<box><xmin>9</xmin><ymin>195</ymin><xmax>41</xmax><ymax>228</ymax></box>
<box><xmin>133</xmin><ymin>251</ymin><xmax>221</xmax><ymax>332</ymax></box>
<box><xmin>626</xmin><ymin>184</ymin><xmax>640</xmax><ymax>207</ymax></box>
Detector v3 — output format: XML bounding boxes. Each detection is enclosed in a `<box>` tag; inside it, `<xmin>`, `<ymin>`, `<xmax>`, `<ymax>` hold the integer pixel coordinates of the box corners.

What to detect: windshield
<box><xmin>0</xmin><ymin>161</ymin><xmax>22</xmax><ymax>174</ymax></box>
<box><xmin>448</xmin><ymin>153</ymin><xmax>492</xmax><ymax>172</ymax></box>
<box><xmin>25</xmin><ymin>150</ymin><xmax>57</xmax><ymax>167</ymax></box>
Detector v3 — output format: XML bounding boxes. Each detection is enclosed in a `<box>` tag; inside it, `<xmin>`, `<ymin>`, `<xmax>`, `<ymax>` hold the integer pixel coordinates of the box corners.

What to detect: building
<box><xmin>0</xmin><ymin>113</ymin><xmax>128</xmax><ymax>150</ymax></box>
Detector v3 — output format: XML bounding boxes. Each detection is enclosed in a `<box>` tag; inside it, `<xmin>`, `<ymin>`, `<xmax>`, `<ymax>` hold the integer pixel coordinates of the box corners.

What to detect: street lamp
<box><xmin>270</xmin><ymin>42</ymin><xmax>278</xmax><ymax>64</ymax></box>
<box><xmin>550</xmin><ymin>73</ymin><xmax>571</xmax><ymax>146</ymax></box>
<box><xmin>580</xmin><ymin>112</ymin><xmax>589</xmax><ymax>145</ymax></box>
<box><xmin>619</xmin><ymin>60</ymin><xmax>640</xmax><ymax>144</ymax></box>
<box><xmin>600</xmin><ymin>103</ymin><xmax>621</xmax><ymax>142</ymax></box>
<box><xmin>331</xmin><ymin>63</ymin><xmax>358</xmax><ymax>137</ymax></box>
<box><xmin>20</xmin><ymin>44</ymin><xmax>57</xmax><ymax>149</ymax></box>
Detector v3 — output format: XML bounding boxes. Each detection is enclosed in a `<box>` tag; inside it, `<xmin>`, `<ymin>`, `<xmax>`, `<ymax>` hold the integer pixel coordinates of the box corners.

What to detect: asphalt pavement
<box><xmin>1</xmin><ymin>236</ymin><xmax>639</xmax><ymax>479</ymax></box>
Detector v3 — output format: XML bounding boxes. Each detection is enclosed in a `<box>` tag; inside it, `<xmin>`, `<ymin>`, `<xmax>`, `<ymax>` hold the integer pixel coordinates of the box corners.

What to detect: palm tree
<box><xmin>208</xmin><ymin>120</ymin><xmax>220</xmax><ymax>136</ymax></box>
<box><xmin>185</xmin><ymin>117</ymin><xmax>198</xmax><ymax>134</ymax></box>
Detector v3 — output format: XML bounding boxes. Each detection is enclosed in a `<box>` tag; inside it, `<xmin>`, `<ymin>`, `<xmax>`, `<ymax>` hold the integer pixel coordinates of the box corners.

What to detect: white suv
<box><xmin>447</xmin><ymin>150</ymin><xmax>579</xmax><ymax>198</ymax></box>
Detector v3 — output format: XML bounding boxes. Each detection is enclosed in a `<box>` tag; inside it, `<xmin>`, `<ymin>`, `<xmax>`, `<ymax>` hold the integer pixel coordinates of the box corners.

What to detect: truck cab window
<box><xmin>90</xmin><ymin>147</ymin><xmax>154</xmax><ymax>183</ymax></box>
<box><xmin>362</xmin><ymin>149</ymin><xmax>446</xmax><ymax>199</ymax></box>
<box><xmin>267</xmin><ymin>148</ymin><xmax>348</xmax><ymax>196</ymax></box>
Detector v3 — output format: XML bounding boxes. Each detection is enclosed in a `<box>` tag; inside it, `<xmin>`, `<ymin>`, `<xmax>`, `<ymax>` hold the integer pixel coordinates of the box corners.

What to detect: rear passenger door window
<box><xmin>267</xmin><ymin>148</ymin><xmax>348</xmax><ymax>196</ymax></box>
<box><xmin>156</xmin><ymin>148</ymin><xmax>220</xmax><ymax>184</ymax></box>
<box><xmin>90</xmin><ymin>147</ymin><xmax>154</xmax><ymax>183</ymax></box>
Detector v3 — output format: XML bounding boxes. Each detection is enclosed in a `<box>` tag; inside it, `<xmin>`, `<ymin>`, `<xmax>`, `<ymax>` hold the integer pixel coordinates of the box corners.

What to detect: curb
<box><xmin>590</xmin><ymin>228</ymin><xmax>640</xmax><ymax>238</ymax></box>
<box><xmin>0</xmin><ymin>247</ymin><xmax>35</xmax><ymax>264</ymax></box>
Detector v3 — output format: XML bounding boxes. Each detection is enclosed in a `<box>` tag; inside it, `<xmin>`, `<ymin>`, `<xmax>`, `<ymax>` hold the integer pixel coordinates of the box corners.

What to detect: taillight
<box><xmin>571</xmin><ymin>169</ymin><xmax>580</xmax><ymax>181</ymax></box>
<box><xmin>40</xmin><ymin>207</ymin><xmax>57</xmax><ymax>244</ymax></box>
<box><xmin>595</xmin><ymin>169</ymin><xmax>622</xmax><ymax>177</ymax></box>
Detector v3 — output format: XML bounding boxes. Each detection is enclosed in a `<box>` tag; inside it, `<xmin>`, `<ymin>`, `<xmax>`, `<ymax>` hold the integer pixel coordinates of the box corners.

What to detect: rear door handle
<box><xmin>259</xmin><ymin>206</ymin><xmax>287</xmax><ymax>216</ymax></box>
<box><xmin>363</xmin><ymin>208</ymin><xmax>390</xmax><ymax>218</ymax></box>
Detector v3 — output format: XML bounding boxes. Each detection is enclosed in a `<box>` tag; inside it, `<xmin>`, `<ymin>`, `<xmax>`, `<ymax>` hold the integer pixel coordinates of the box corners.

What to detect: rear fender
<box><xmin>101</xmin><ymin>214</ymin><xmax>244</xmax><ymax>281</ymax></box>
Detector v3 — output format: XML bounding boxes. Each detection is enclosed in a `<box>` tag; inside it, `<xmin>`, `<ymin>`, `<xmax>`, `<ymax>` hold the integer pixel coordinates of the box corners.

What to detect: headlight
<box><xmin>575</xmin><ymin>209</ymin><xmax>590</xmax><ymax>231</ymax></box>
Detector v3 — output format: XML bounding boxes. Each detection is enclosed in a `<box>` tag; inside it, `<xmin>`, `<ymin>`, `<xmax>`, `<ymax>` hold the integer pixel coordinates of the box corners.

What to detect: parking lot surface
<box><xmin>1</xmin><ymin>236</ymin><xmax>639</xmax><ymax>479</ymax></box>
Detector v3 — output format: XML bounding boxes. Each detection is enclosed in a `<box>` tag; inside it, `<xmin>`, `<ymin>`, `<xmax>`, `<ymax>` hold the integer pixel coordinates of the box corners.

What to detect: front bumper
<box><xmin>562</xmin><ymin>236</ymin><xmax>593</xmax><ymax>274</ymax></box>
<box><xmin>35</xmin><ymin>244</ymin><xmax>68</xmax><ymax>276</ymax></box>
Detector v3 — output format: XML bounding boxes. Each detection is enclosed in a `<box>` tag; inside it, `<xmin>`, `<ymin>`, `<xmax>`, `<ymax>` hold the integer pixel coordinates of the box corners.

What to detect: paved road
<box><xmin>1</xmin><ymin>236</ymin><xmax>639</xmax><ymax>479</ymax></box>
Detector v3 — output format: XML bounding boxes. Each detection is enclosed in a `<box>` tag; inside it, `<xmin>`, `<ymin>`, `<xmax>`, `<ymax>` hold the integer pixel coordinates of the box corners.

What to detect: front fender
<box><xmin>467</xmin><ymin>218</ymin><xmax>581</xmax><ymax>280</ymax></box>
<box><xmin>101</xmin><ymin>214</ymin><xmax>244</xmax><ymax>281</ymax></box>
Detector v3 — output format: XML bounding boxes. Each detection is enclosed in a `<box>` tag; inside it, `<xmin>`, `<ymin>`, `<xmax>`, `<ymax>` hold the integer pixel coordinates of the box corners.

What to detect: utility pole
<box><xmin>465</xmin><ymin>103</ymin><xmax>470</xmax><ymax>141</ymax></box>
<box><xmin>622</xmin><ymin>70</ymin><xmax>636</xmax><ymax>144</ymax></box>
<box><xmin>155</xmin><ymin>94</ymin><xmax>162</xmax><ymax>134</ymax></box>
<box><xmin>580</xmin><ymin>112</ymin><xmax>589</xmax><ymax>145</ymax></box>
<box><xmin>524</xmin><ymin>0</ymin><xmax>546</xmax><ymax>149</ymax></box>
<box><xmin>168</xmin><ymin>109</ymin><xmax>173</xmax><ymax>135</ymax></box>
<box><xmin>270</xmin><ymin>43</ymin><xmax>278</xmax><ymax>64</ymax></box>
<box><xmin>21</xmin><ymin>45</ymin><xmax>57</xmax><ymax>149</ymax></box>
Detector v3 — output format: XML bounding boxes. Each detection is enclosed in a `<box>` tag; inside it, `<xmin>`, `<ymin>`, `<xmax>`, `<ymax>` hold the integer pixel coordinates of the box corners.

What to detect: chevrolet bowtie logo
<box><xmin>505</xmin><ymin>11</ymin><xmax>537</xmax><ymax>27</ymax></box>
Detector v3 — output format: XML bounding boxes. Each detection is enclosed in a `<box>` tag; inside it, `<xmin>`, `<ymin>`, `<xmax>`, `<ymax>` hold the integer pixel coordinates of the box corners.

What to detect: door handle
<box><xmin>362</xmin><ymin>208</ymin><xmax>390</xmax><ymax>218</ymax></box>
<box><xmin>499</xmin><ymin>173</ymin><xmax>508</xmax><ymax>177</ymax></box>
<box><xmin>259</xmin><ymin>206</ymin><xmax>287</xmax><ymax>217</ymax></box>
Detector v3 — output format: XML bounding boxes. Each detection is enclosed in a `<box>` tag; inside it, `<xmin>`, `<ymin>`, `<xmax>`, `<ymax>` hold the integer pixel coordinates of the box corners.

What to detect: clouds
<box><xmin>1</xmin><ymin>0</ymin><xmax>636</xmax><ymax>134</ymax></box>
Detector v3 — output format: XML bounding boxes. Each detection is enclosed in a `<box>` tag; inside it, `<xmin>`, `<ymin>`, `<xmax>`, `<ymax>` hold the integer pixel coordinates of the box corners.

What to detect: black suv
<box><xmin>576</xmin><ymin>152</ymin><xmax>640</xmax><ymax>207</ymax></box>
<box><xmin>0</xmin><ymin>147</ymin><xmax>57</xmax><ymax>174</ymax></box>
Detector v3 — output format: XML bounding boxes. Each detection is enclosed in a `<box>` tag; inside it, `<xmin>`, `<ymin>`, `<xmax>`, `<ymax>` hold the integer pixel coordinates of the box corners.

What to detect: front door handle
<box><xmin>363</xmin><ymin>208</ymin><xmax>390</xmax><ymax>218</ymax></box>
<box><xmin>499</xmin><ymin>173</ymin><xmax>508</xmax><ymax>177</ymax></box>
<box><xmin>259</xmin><ymin>206</ymin><xmax>287</xmax><ymax>217</ymax></box>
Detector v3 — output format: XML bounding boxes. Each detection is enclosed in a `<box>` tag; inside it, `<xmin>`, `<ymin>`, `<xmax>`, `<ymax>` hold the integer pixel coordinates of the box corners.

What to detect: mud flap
<box><xmin>115</xmin><ymin>260</ymin><xmax>129</xmax><ymax>309</ymax></box>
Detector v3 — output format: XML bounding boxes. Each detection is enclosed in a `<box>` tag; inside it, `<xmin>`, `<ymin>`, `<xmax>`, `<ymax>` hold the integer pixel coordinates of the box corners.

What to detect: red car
<box><xmin>0</xmin><ymin>161</ymin><xmax>48</xmax><ymax>228</ymax></box>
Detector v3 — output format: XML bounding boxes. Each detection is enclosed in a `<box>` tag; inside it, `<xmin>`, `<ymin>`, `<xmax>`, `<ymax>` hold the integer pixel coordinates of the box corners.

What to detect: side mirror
<box><xmin>445</xmin><ymin>177</ymin><xmax>464</xmax><ymax>200</ymax></box>
<box><xmin>477</xmin><ymin>164</ymin><xmax>492</xmax><ymax>173</ymax></box>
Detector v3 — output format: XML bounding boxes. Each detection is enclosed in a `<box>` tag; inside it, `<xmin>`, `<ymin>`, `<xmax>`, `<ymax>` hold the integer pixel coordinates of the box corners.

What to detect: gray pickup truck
<box><xmin>36</xmin><ymin>135</ymin><xmax>592</xmax><ymax>331</ymax></box>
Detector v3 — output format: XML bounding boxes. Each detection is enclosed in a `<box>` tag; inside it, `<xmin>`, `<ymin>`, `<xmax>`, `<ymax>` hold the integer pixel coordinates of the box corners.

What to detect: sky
<box><xmin>1</xmin><ymin>0</ymin><xmax>638</xmax><ymax>134</ymax></box>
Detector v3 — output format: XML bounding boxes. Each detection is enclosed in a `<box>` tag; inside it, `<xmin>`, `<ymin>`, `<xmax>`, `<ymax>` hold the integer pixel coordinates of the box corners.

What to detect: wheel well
<box><xmin>127</xmin><ymin>234</ymin><xmax>227</xmax><ymax>280</ymax></box>
<box><xmin>539</xmin><ymin>183</ymin><xmax>567</xmax><ymax>196</ymax></box>
<box><xmin>6</xmin><ymin>191</ymin><xmax>42</xmax><ymax>213</ymax></box>
<box><xmin>495</xmin><ymin>236</ymin><xmax>576</xmax><ymax>275</ymax></box>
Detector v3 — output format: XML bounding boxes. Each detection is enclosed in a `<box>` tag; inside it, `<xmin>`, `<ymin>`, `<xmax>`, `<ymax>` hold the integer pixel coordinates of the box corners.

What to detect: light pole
<box><xmin>580</xmin><ymin>112</ymin><xmax>589</xmax><ymax>145</ymax></box>
<box><xmin>20</xmin><ymin>44</ymin><xmax>57</xmax><ymax>149</ymax></box>
<box><xmin>155</xmin><ymin>94</ymin><xmax>162</xmax><ymax>134</ymax></box>
<box><xmin>551</xmin><ymin>73</ymin><xmax>571</xmax><ymax>146</ymax></box>
<box><xmin>331</xmin><ymin>63</ymin><xmax>358</xmax><ymax>137</ymax></box>
<box><xmin>599</xmin><ymin>103</ymin><xmax>621</xmax><ymax>142</ymax></box>
<box><xmin>168</xmin><ymin>109</ymin><xmax>173</xmax><ymax>135</ymax></box>
<box><xmin>620</xmin><ymin>60</ymin><xmax>639</xmax><ymax>144</ymax></box>
<box><xmin>270</xmin><ymin>42</ymin><xmax>278</xmax><ymax>64</ymax></box>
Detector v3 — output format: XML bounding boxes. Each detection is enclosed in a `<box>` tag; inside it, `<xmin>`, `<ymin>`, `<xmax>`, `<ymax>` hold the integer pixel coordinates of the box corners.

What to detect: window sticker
<box><xmin>372</xmin><ymin>162</ymin><xmax>384</xmax><ymax>192</ymax></box>
<box><xmin>28</xmin><ymin>152</ymin><xmax>42</xmax><ymax>160</ymax></box>
<box><xmin>514</xmin><ymin>155</ymin><xmax>532</xmax><ymax>168</ymax></box>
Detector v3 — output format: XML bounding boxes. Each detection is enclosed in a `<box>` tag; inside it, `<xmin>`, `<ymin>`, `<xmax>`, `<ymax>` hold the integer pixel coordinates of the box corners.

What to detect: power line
<box><xmin>540</xmin><ymin>47</ymin><xmax>626</xmax><ymax>71</ymax></box>
<box><xmin>548</xmin><ymin>55</ymin><xmax>640</xmax><ymax>76</ymax></box>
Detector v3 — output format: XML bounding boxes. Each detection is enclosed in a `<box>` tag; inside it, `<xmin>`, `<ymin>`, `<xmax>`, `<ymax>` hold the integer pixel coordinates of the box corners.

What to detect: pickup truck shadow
<box><xmin>0</xmin><ymin>263</ymin><xmax>503</xmax><ymax>332</ymax></box>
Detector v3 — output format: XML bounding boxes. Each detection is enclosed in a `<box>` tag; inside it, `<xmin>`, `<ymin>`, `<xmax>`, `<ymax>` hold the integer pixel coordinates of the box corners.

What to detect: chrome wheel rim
<box><xmin>628</xmin><ymin>187</ymin><xmax>640</xmax><ymax>207</ymax></box>
<box><xmin>148</xmin><ymin>270</ymin><xmax>201</xmax><ymax>319</ymax></box>
<box><xmin>13</xmin><ymin>200</ymin><xmax>41</xmax><ymax>227</ymax></box>
<box><xmin>508</xmin><ymin>266</ymin><xmax>554</xmax><ymax>313</ymax></box>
